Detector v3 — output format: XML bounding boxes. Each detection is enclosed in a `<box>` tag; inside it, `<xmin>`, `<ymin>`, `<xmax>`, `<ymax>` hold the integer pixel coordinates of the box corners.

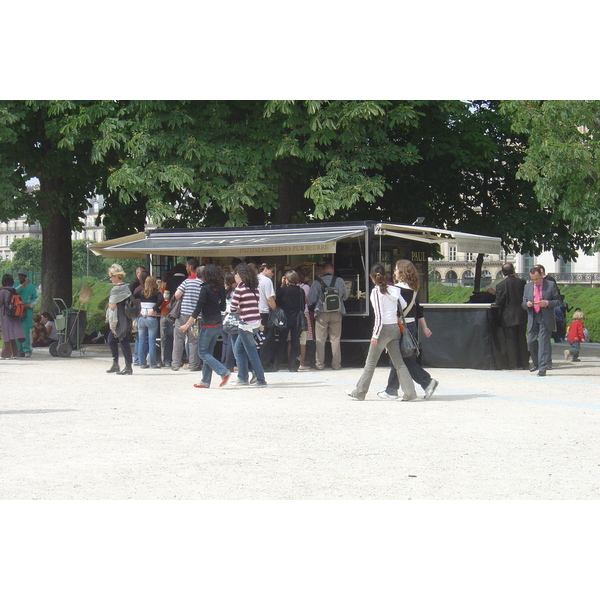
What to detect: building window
<box><xmin>523</xmin><ymin>253</ymin><xmax>535</xmax><ymax>272</ymax></box>
<box><xmin>449</xmin><ymin>246</ymin><xmax>457</xmax><ymax>261</ymax></box>
<box><xmin>559</xmin><ymin>259</ymin><xmax>571</xmax><ymax>274</ymax></box>
<box><xmin>465</xmin><ymin>253</ymin><xmax>473</xmax><ymax>261</ymax></box>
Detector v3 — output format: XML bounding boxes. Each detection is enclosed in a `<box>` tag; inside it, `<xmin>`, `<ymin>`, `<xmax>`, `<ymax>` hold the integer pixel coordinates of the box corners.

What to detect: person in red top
<box><xmin>564</xmin><ymin>309</ymin><xmax>585</xmax><ymax>362</ymax></box>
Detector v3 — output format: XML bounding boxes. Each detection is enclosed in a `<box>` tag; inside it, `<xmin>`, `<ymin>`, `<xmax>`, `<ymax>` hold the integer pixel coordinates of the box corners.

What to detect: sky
<box><xmin>3</xmin><ymin>3</ymin><xmax>599</xmax><ymax>100</ymax></box>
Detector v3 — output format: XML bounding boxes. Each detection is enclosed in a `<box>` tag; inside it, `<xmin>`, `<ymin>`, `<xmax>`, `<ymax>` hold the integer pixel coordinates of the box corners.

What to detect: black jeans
<box><xmin>108</xmin><ymin>330</ymin><xmax>133</xmax><ymax>366</ymax></box>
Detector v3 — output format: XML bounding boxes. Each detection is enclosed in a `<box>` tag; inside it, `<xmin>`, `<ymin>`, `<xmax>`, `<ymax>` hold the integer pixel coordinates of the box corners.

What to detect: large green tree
<box><xmin>500</xmin><ymin>100</ymin><xmax>600</xmax><ymax>254</ymax></box>
<box><xmin>0</xmin><ymin>101</ymin><xmax>107</xmax><ymax>310</ymax></box>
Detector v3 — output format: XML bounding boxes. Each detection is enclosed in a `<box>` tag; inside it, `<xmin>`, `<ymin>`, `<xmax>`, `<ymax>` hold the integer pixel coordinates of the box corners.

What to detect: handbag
<box><xmin>268</xmin><ymin>306</ymin><xmax>287</xmax><ymax>330</ymax></box>
<box><xmin>254</xmin><ymin>329</ymin><xmax>266</xmax><ymax>348</ymax></box>
<box><xmin>222</xmin><ymin>312</ymin><xmax>240</xmax><ymax>334</ymax></box>
<box><xmin>400</xmin><ymin>317</ymin><xmax>420</xmax><ymax>358</ymax></box>
<box><xmin>398</xmin><ymin>292</ymin><xmax>419</xmax><ymax>358</ymax></box>
<box><xmin>297</xmin><ymin>311</ymin><xmax>308</xmax><ymax>332</ymax></box>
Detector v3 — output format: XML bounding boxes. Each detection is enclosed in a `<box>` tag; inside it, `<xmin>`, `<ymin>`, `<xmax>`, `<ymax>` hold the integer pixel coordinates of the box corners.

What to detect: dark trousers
<box><xmin>259</xmin><ymin>313</ymin><xmax>277</xmax><ymax>368</ymax></box>
<box><xmin>108</xmin><ymin>330</ymin><xmax>133</xmax><ymax>366</ymax></box>
<box><xmin>273</xmin><ymin>323</ymin><xmax>301</xmax><ymax>371</ymax></box>
<box><xmin>527</xmin><ymin>312</ymin><xmax>552</xmax><ymax>372</ymax></box>
<box><xmin>502</xmin><ymin>323</ymin><xmax>529</xmax><ymax>369</ymax></box>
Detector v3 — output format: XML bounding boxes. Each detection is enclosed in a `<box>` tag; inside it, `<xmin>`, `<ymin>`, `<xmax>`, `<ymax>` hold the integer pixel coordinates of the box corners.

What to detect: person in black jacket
<box><xmin>274</xmin><ymin>270</ymin><xmax>306</xmax><ymax>372</ymax></box>
<box><xmin>180</xmin><ymin>264</ymin><xmax>231</xmax><ymax>389</ymax></box>
<box><xmin>494</xmin><ymin>262</ymin><xmax>529</xmax><ymax>370</ymax></box>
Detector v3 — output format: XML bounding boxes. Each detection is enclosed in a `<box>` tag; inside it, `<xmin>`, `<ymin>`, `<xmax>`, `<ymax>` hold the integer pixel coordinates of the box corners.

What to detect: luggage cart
<box><xmin>49</xmin><ymin>286</ymin><xmax>93</xmax><ymax>358</ymax></box>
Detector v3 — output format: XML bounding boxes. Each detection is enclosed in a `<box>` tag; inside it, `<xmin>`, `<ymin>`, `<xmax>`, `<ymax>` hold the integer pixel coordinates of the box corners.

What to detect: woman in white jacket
<box><xmin>347</xmin><ymin>263</ymin><xmax>417</xmax><ymax>401</ymax></box>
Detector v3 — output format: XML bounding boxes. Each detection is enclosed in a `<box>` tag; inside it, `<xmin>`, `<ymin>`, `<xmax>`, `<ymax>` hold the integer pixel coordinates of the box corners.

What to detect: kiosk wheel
<box><xmin>57</xmin><ymin>342</ymin><xmax>73</xmax><ymax>358</ymax></box>
<box><xmin>49</xmin><ymin>342</ymin><xmax>59</xmax><ymax>357</ymax></box>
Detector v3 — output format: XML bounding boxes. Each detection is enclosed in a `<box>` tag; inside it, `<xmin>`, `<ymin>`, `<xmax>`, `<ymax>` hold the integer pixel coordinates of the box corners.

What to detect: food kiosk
<box><xmin>91</xmin><ymin>221</ymin><xmax>503</xmax><ymax>368</ymax></box>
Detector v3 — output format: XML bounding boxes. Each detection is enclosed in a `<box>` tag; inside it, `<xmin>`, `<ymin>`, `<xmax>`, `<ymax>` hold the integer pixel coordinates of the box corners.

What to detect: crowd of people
<box><xmin>95</xmin><ymin>257</ymin><xmax>443</xmax><ymax>398</ymax></box>
<box><xmin>1</xmin><ymin>257</ymin><xmax>589</xmax><ymax>390</ymax></box>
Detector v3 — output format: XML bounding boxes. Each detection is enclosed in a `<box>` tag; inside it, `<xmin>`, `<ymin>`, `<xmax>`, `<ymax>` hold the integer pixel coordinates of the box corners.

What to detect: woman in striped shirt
<box><xmin>229</xmin><ymin>262</ymin><xmax>267</xmax><ymax>387</ymax></box>
<box><xmin>347</xmin><ymin>263</ymin><xmax>416</xmax><ymax>401</ymax></box>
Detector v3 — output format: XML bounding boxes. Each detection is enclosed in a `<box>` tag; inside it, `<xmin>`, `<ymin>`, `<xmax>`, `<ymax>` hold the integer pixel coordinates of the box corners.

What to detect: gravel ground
<box><xmin>2</xmin><ymin>342</ymin><xmax>599</xmax><ymax>500</ymax></box>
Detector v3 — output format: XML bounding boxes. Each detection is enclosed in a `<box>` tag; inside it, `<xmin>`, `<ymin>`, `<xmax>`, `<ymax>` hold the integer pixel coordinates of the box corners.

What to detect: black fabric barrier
<box><xmin>420</xmin><ymin>305</ymin><xmax>508</xmax><ymax>370</ymax></box>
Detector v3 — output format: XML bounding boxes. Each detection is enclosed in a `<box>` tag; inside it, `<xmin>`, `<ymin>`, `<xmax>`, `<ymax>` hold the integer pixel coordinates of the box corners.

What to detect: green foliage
<box><xmin>9</xmin><ymin>237</ymin><xmax>42</xmax><ymax>271</ymax></box>
<box><xmin>501</xmin><ymin>100</ymin><xmax>600</xmax><ymax>254</ymax></box>
<box><xmin>560</xmin><ymin>286</ymin><xmax>600</xmax><ymax>343</ymax></box>
<box><xmin>428</xmin><ymin>283</ymin><xmax>473</xmax><ymax>304</ymax></box>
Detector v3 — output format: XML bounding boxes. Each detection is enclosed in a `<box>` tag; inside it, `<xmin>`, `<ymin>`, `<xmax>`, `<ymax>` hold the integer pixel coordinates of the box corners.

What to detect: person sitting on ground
<box><xmin>41</xmin><ymin>312</ymin><xmax>59</xmax><ymax>344</ymax></box>
<box><xmin>32</xmin><ymin>313</ymin><xmax>50</xmax><ymax>347</ymax></box>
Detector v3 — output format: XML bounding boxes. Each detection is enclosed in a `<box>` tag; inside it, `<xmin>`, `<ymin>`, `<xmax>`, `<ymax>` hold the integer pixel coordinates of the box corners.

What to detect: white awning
<box><xmin>90</xmin><ymin>225</ymin><xmax>368</xmax><ymax>258</ymax></box>
<box><xmin>88</xmin><ymin>232</ymin><xmax>148</xmax><ymax>259</ymax></box>
<box><xmin>374</xmin><ymin>223</ymin><xmax>502</xmax><ymax>255</ymax></box>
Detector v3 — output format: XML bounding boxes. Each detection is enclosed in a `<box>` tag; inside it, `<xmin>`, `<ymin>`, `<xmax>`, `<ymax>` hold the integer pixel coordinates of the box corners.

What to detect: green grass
<box><xmin>428</xmin><ymin>282</ymin><xmax>600</xmax><ymax>342</ymax></box>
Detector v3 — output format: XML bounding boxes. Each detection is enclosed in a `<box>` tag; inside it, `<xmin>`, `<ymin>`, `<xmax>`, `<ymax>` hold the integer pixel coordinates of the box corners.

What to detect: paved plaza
<box><xmin>1</xmin><ymin>342</ymin><xmax>599</xmax><ymax>500</ymax></box>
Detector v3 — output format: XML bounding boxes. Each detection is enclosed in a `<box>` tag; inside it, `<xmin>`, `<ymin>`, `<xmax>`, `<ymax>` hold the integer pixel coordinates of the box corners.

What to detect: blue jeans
<box><xmin>198</xmin><ymin>324</ymin><xmax>229</xmax><ymax>385</ymax></box>
<box><xmin>221</xmin><ymin>331</ymin><xmax>237</xmax><ymax>371</ymax></box>
<box><xmin>137</xmin><ymin>316</ymin><xmax>159</xmax><ymax>367</ymax></box>
<box><xmin>233</xmin><ymin>326</ymin><xmax>266</xmax><ymax>385</ymax></box>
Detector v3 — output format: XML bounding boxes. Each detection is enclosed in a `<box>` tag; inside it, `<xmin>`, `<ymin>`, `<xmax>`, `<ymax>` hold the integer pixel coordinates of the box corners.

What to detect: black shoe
<box><xmin>537</xmin><ymin>371</ymin><xmax>546</xmax><ymax>377</ymax></box>
<box><xmin>529</xmin><ymin>366</ymin><xmax>538</xmax><ymax>372</ymax></box>
<box><xmin>116</xmin><ymin>365</ymin><xmax>133</xmax><ymax>375</ymax></box>
<box><xmin>106</xmin><ymin>362</ymin><xmax>120</xmax><ymax>373</ymax></box>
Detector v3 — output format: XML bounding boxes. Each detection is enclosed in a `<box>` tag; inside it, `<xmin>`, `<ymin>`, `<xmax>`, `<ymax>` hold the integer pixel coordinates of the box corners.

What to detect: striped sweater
<box><xmin>230</xmin><ymin>284</ymin><xmax>261</xmax><ymax>324</ymax></box>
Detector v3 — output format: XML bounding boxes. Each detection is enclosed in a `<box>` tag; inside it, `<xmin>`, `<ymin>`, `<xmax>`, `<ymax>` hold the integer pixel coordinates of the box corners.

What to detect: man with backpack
<box><xmin>15</xmin><ymin>269</ymin><xmax>38</xmax><ymax>358</ymax></box>
<box><xmin>308</xmin><ymin>262</ymin><xmax>348</xmax><ymax>370</ymax></box>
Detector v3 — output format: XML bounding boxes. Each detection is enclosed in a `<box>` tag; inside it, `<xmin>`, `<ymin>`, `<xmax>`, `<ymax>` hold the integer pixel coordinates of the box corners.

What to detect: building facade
<box><xmin>430</xmin><ymin>240</ymin><xmax>600</xmax><ymax>287</ymax></box>
<box><xmin>0</xmin><ymin>188</ymin><xmax>105</xmax><ymax>261</ymax></box>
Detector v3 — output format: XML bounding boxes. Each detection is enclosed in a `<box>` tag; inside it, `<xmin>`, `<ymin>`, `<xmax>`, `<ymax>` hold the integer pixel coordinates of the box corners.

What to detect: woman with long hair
<box><xmin>378</xmin><ymin>259</ymin><xmax>438</xmax><ymax>400</ymax></box>
<box><xmin>180</xmin><ymin>263</ymin><xmax>231</xmax><ymax>388</ymax></box>
<box><xmin>347</xmin><ymin>263</ymin><xmax>416</xmax><ymax>401</ymax></box>
<box><xmin>134</xmin><ymin>274</ymin><xmax>163</xmax><ymax>369</ymax></box>
<box><xmin>229</xmin><ymin>262</ymin><xmax>267</xmax><ymax>387</ymax></box>
<box><xmin>106</xmin><ymin>264</ymin><xmax>134</xmax><ymax>374</ymax></box>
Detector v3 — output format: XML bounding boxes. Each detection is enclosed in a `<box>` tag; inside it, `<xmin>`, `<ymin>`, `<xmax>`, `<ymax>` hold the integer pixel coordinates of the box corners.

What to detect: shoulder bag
<box><xmin>398</xmin><ymin>291</ymin><xmax>419</xmax><ymax>358</ymax></box>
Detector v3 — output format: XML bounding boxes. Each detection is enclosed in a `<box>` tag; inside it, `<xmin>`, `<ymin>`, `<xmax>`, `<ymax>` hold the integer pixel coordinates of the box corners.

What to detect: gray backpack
<box><xmin>318</xmin><ymin>276</ymin><xmax>341</xmax><ymax>312</ymax></box>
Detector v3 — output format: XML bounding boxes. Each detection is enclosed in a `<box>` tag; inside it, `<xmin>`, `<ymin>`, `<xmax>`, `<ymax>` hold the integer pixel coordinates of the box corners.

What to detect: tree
<box><xmin>500</xmin><ymin>100</ymin><xmax>600</xmax><ymax>254</ymax></box>
<box><xmin>58</xmin><ymin>100</ymin><xmax>424</xmax><ymax>232</ymax></box>
<box><xmin>334</xmin><ymin>100</ymin><xmax>599</xmax><ymax>263</ymax></box>
<box><xmin>9</xmin><ymin>237</ymin><xmax>42</xmax><ymax>272</ymax></box>
<box><xmin>0</xmin><ymin>101</ymin><xmax>107</xmax><ymax>311</ymax></box>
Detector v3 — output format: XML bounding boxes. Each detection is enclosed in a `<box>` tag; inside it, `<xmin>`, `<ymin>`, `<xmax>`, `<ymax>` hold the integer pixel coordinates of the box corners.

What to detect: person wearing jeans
<box><xmin>137</xmin><ymin>315</ymin><xmax>160</xmax><ymax>368</ymax></box>
<box><xmin>133</xmin><ymin>275</ymin><xmax>163</xmax><ymax>370</ymax></box>
<box><xmin>180</xmin><ymin>264</ymin><xmax>231</xmax><ymax>389</ymax></box>
<box><xmin>229</xmin><ymin>262</ymin><xmax>267</xmax><ymax>387</ymax></box>
<box><xmin>234</xmin><ymin>325</ymin><xmax>266</xmax><ymax>386</ymax></box>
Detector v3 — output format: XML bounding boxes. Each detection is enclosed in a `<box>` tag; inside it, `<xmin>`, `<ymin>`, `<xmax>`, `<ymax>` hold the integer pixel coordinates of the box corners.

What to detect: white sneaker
<box><xmin>346</xmin><ymin>390</ymin><xmax>365</xmax><ymax>401</ymax></box>
<box><xmin>229</xmin><ymin>380</ymin><xmax>249</xmax><ymax>386</ymax></box>
<box><xmin>377</xmin><ymin>390</ymin><xmax>398</xmax><ymax>400</ymax></box>
<box><xmin>424</xmin><ymin>379</ymin><xmax>439</xmax><ymax>400</ymax></box>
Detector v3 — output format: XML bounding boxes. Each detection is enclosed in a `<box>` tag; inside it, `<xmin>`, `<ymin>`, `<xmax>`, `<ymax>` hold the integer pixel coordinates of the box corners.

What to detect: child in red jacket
<box><xmin>564</xmin><ymin>309</ymin><xmax>585</xmax><ymax>362</ymax></box>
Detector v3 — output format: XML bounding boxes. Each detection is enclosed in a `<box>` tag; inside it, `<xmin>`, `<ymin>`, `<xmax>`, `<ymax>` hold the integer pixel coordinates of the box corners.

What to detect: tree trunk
<box><xmin>40</xmin><ymin>209</ymin><xmax>73</xmax><ymax>312</ymax></box>
<box><xmin>473</xmin><ymin>253</ymin><xmax>484</xmax><ymax>292</ymax></box>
